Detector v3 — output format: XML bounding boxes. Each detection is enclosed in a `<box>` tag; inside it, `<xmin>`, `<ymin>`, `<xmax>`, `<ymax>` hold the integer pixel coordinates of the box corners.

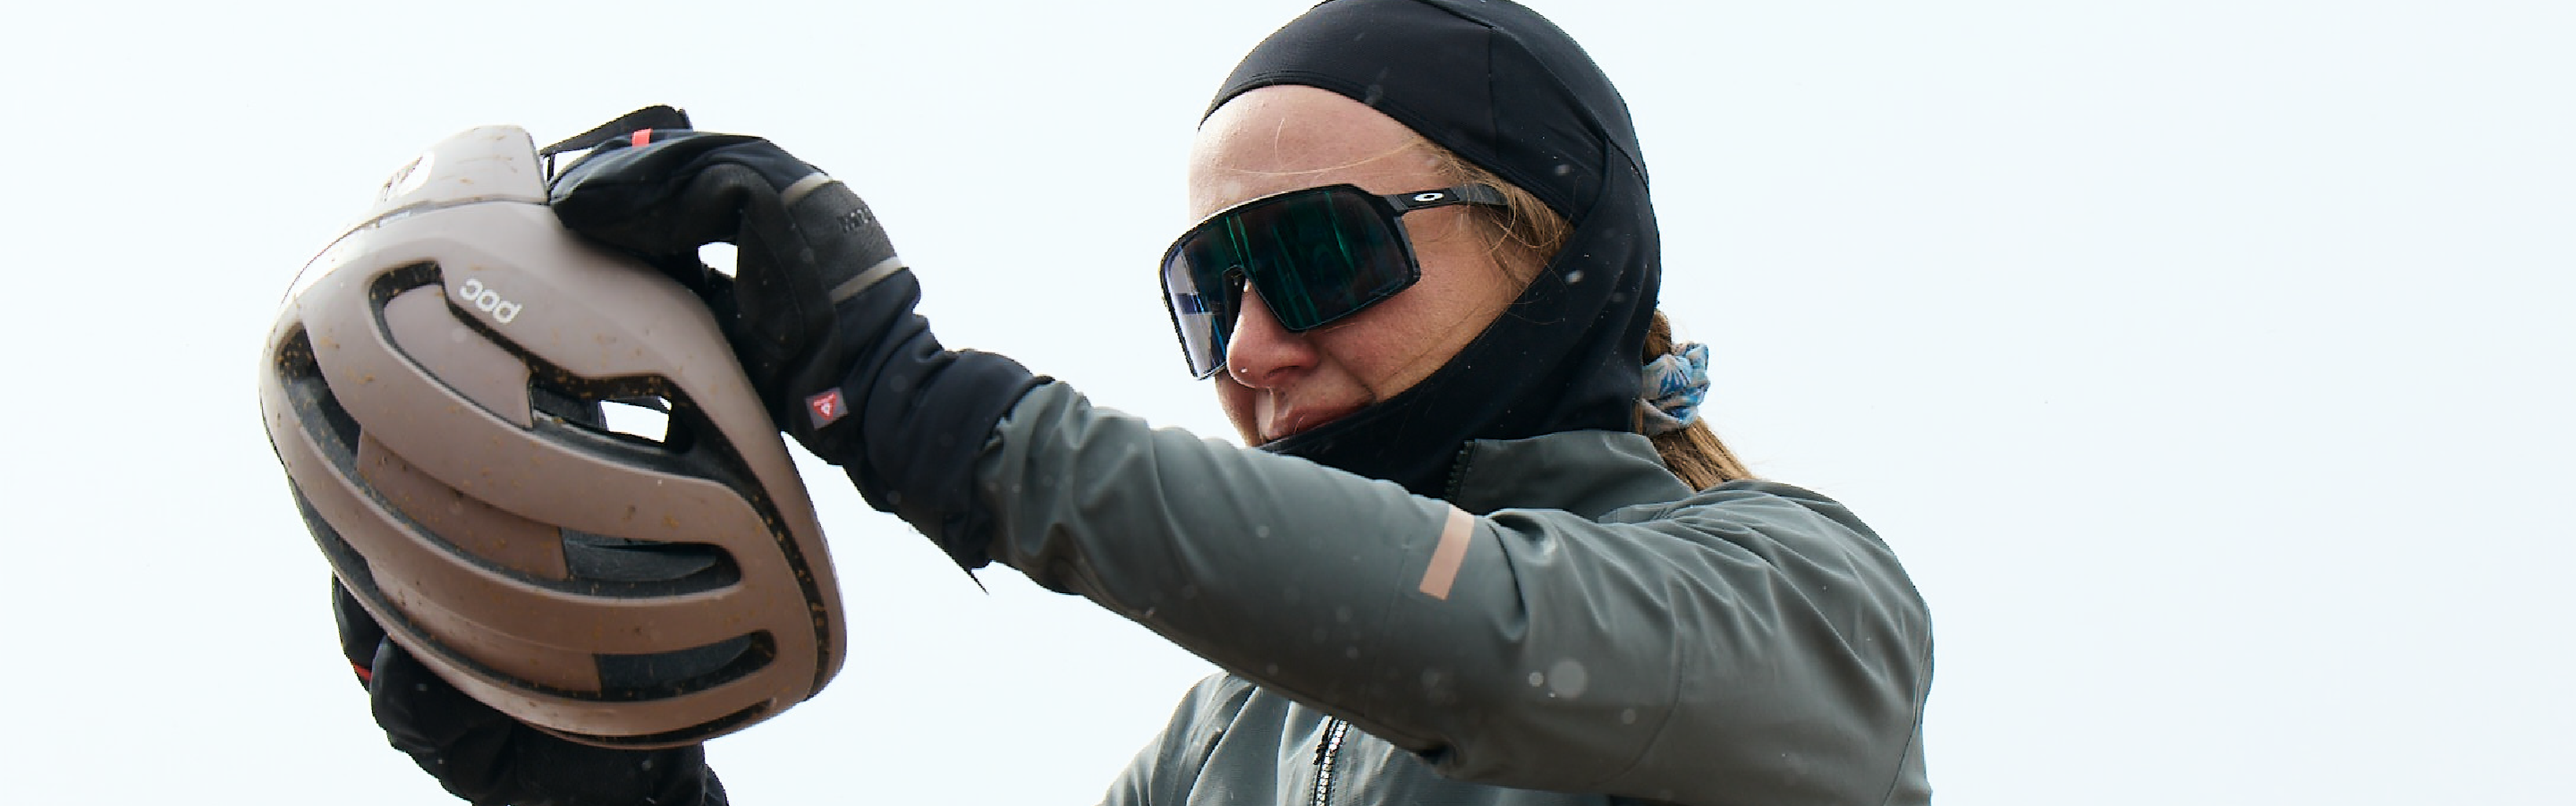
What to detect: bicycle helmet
<box><xmin>258</xmin><ymin>122</ymin><xmax>845</xmax><ymax>748</ymax></box>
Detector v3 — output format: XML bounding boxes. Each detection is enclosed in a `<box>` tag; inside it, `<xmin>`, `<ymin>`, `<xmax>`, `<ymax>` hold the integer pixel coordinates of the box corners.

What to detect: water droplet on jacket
<box><xmin>1254</xmin><ymin>524</ymin><xmax>1271</xmax><ymax>539</ymax></box>
<box><xmin>1547</xmin><ymin>659</ymin><xmax>1589</xmax><ymax>699</ymax></box>
<box><xmin>1335</xmin><ymin>606</ymin><xmax>1352</xmax><ymax>624</ymax></box>
<box><xmin>1527</xmin><ymin>671</ymin><xmax>1545</xmax><ymax>687</ymax></box>
<box><xmin>1554</xmin><ymin>164</ymin><xmax>1572</xmax><ymax>176</ymax></box>
<box><xmin>1565</xmin><ymin>269</ymin><xmax>1586</xmax><ymax>284</ymax></box>
<box><xmin>1620</xmin><ymin>708</ymin><xmax>1638</xmax><ymax>725</ymax></box>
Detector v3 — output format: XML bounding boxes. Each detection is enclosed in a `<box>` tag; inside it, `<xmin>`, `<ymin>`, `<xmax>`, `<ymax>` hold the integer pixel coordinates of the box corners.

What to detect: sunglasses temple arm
<box><xmin>1380</xmin><ymin>183</ymin><xmax>1507</xmax><ymax>212</ymax></box>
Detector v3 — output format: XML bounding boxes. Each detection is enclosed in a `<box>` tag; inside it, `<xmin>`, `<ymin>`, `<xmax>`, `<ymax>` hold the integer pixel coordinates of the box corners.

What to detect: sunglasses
<box><xmin>1161</xmin><ymin>182</ymin><xmax>1507</xmax><ymax>378</ymax></box>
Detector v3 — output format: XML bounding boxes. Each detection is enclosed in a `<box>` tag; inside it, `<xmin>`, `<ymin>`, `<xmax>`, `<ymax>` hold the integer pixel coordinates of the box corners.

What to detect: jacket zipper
<box><xmin>1311</xmin><ymin>717</ymin><xmax>1352</xmax><ymax>806</ymax></box>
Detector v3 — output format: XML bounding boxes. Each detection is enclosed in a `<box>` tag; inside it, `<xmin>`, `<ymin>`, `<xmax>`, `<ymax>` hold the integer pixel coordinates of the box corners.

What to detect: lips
<box><xmin>1265</xmin><ymin>401</ymin><xmax>1365</xmax><ymax>442</ymax></box>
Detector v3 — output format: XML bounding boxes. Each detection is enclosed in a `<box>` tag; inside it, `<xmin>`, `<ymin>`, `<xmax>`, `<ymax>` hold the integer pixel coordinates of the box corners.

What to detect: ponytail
<box><xmin>1641</xmin><ymin>311</ymin><xmax>1754</xmax><ymax>488</ymax></box>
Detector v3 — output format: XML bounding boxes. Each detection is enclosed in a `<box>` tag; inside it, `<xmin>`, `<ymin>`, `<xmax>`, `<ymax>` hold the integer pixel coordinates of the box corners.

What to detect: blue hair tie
<box><xmin>1639</xmin><ymin>342</ymin><xmax>1709</xmax><ymax>437</ymax></box>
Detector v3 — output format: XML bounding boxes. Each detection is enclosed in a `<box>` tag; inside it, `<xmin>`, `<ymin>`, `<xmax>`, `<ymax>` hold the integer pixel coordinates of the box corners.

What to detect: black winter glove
<box><xmin>549</xmin><ymin>129</ymin><xmax>1040</xmax><ymax>569</ymax></box>
<box><xmin>548</xmin><ymin>132</ymin><xmax>896</xmax><ymax>422</ymax></box>
<box><xmin>334</xmin><ymin>583</ymin><xmax>727</xmax><ymax>806</ymax></box>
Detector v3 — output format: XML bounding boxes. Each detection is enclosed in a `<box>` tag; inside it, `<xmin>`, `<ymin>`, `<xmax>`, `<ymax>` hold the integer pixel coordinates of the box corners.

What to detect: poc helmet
<box><xmin>258</xmin><ymin>122</ymin><xmax>845</xmax><ymax>748</ymax></box>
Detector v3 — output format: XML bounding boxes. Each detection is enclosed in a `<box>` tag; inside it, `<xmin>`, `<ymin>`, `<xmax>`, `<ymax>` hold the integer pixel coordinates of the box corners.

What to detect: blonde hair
<box><xmin>1431</xmin><ymin>147</ymin><xmax>1757</xmax><ymax>489</ymax></box>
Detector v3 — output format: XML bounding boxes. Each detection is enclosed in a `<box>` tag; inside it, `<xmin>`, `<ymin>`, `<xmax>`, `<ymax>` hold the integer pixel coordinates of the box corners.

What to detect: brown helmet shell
<box><xmin>259</xmin><ymin>126</ymin><xmax>845</xmax><ymax>748</ymax></box>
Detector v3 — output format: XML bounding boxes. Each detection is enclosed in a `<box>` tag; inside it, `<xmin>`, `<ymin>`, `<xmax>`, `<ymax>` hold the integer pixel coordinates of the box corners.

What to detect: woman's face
<box><xmin>1189</xmin><ymin>86</ymin><xmax>1525</xmax><ymax>446</ymax></box>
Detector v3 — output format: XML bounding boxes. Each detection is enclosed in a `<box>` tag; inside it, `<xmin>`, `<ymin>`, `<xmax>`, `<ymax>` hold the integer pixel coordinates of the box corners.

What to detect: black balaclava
<box><xmin>1210</xmin><ymin>0</ymin><xmax>1661</xmax><ymax>498</ymax></box>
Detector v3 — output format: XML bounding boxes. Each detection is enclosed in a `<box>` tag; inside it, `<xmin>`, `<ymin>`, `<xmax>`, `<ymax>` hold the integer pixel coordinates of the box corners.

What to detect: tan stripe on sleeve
<box><xmin>1418</xmin><ymin>506</ymin><xmax>1477</xmax><ymax>600</ymax></box>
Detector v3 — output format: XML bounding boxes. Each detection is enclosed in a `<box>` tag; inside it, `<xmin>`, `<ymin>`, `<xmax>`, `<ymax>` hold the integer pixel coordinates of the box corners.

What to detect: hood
<box><xmin>1209</xmin><ymin>0</ymin><xmax>1660</xmax><ymax>497</ymax></box>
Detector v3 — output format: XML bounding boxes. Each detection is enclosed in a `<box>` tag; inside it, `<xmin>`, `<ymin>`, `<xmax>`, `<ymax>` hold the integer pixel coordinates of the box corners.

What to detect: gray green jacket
<box><xmin>978</xmin><ymin>383</ymin><xmax>1934</xmax><ymax>805</ymax></box>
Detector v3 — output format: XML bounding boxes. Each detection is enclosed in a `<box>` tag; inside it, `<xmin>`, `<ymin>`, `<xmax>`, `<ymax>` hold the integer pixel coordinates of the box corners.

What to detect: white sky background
<box><xmin>1</xmin><ymin>0</ymin><xmax>2569</xmax><ymax>802</ymax></box>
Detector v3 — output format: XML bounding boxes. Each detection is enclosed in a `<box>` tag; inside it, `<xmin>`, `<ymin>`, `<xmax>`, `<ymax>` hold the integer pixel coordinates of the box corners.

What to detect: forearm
<box><xmin>979</xmin><ymin>383</ymin><xmax>1459</xmax><ymax>700</ymax></box>
<box><xmin>977</xmin><ymin>383</ymin><xmax>1933</xmax><ymax>803</ymax></box>
<box><xmin>976</xmin><ymin>385</ymin><xmax>1650</xmax><ymax>780</ymax></box>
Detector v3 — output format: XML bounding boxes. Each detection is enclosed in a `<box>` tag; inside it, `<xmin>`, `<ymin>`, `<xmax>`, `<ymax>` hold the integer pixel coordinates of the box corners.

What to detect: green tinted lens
<box><xmin>1159</xmin><ymin>185</ymin><xmax>1424</xmax><ymax>378</ymax></box>
<box><xmin>1231</xmin><ymin>188</ymin><xmax>1415</xmax><ymax>330</ymax></box>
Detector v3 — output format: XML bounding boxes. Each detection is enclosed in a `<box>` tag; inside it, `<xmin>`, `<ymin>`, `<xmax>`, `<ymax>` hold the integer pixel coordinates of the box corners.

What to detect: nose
<box><xmin>1224</xmin><ymin>287</ymin><xmax>1318</xmax><ymax>387</ymax></box>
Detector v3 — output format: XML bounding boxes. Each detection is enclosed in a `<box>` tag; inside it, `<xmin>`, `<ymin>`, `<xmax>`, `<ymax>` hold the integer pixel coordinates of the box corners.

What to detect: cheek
<box><xmin>1312</xmin><ymin>262</ymin><xmax>1516</xmax><ymax>396</ymax></box>
<box><xmin>1214</xmin><ymin>378</ymin><xmax>1262</xmax><ymax>443</ymax></box>
<box><xmin>1311</xmin><ymin>309</ymin><xmax>1438</xmax><ymax>382</ymax></box>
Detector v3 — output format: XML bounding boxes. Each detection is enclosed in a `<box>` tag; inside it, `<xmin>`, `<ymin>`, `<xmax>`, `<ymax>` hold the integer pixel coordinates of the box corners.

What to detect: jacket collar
<box><xmin>1444</xmin><ymin>430</ymin><xmax>1693</xmax><ymax>519</ymax></box>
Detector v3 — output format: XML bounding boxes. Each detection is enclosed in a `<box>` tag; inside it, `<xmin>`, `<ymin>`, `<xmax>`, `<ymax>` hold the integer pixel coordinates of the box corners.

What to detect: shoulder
<box><xmin>1602</xmin><ymin>480</ymin><xmax>1915</xmax><ymax>581</ymax></box>
<box><xmin>1612</xmin><ymin>479</ymin><xmax>1871</xmax><ymax>532</ymax></box>
<box><xmin>1137</xmin><ymin>674</ymin><xmax>1317</xmax><ymax>791</ymax></box>
<box><xmin>1150</xmin><ymin>673</ymin><xmax>1265</xmax><ymax>740</ymax></box>
<box><xmin>1157</xmin><ymin>674</ymin><xmax>1290</xmax><ymax>754</ymax></box>
<box><xmin>1666</xmin><ymin>480</ymin><xmax>1877</xmax><ymax>536</ymax></box>
<box><xmin>1174</xmin><ymin>672</ymin><xmax>1262</xmax><ymax>718</ymax></box>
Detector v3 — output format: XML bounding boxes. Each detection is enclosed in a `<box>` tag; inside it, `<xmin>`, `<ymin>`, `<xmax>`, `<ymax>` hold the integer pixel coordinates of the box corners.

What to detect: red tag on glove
<box><xmin>807</xmin><ymin>388</ymin><xmax>848</xmax><ymax>428</ymax></box>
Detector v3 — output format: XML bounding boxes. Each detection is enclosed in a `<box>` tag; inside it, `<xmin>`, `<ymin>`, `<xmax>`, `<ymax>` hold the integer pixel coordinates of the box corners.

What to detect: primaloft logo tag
<box><xmin>456</xmin><ymin>278</ymin><xmax>525</xmax><ymax>324</ymax></box>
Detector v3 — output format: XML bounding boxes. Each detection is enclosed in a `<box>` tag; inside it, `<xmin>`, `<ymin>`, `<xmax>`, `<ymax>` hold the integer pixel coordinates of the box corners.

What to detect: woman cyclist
<box><xmin>334</xmin><ymin>2</ymin><xmax>1933</xmax><ymax>803</ymax></box>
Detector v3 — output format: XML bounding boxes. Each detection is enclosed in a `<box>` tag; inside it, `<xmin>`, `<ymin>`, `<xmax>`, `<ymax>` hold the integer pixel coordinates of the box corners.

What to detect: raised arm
<box><xmin>982</xmin><ymin>383</ymin><xmax>1933</xmax><ymax>806</ymax></box>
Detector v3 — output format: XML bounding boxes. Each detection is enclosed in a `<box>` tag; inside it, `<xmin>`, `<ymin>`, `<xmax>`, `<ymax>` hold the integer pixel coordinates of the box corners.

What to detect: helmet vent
<box><xmin>367</xmin><ymin>261</ymin><xmax>445</xmax><ymax>307</ymax></box>
<box><xmin>599</xmin><ymin>396</ymin><xmax>672</xmax><ymax>444</ymax></box>
<box><xmin>274</xmin><ymin>328</ymin><xmax>365</xmax><ymax>467</ymax></box>
<box><xmin>530</xmin><ymin>376</ymin><xmax>703</xmax><ymax>456</ymax></box>
<box><xmin>545</xmin><ymin>699</ymin><xmax>775</xmax><ymax>750</ymax></box>
<box><xmin>562</xmin><ymin>530</ymin><xmax>741</xmax><ymax>596</ymax></box>
<box><xmin>595</xmin><ymin>632</ymin><xmax>772</xmax><ymax>697</ymax></box>
<box><xmin>306</xmin><ymin>487</ymin><xmax>770</xmax><ymax>705</ymax></box>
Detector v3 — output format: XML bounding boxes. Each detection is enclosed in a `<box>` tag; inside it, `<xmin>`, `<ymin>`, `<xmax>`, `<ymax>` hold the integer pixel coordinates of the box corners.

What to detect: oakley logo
<box><xmin>456</xmin><ymin>278</ymin><xmax>525</xmax><ymax>324</ymax></box>
<box><xmin>1413</xmin><ymin>191</ymin><xmax>1448</xmax><ymax>203</ymax></box>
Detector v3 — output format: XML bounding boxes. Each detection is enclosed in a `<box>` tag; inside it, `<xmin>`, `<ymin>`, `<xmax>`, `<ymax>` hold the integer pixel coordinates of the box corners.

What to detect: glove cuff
<box><xmin>797</xmin><ymin>317</ymin><xmax>1041</xmax><ymax>569</ymax></box>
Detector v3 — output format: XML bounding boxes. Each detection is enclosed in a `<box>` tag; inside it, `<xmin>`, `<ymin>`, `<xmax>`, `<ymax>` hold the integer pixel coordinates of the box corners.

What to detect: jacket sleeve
<box><xmin>982</xmin><ymin>383</ymin><xmax>1933</xmax><ymax>806</ymax></box>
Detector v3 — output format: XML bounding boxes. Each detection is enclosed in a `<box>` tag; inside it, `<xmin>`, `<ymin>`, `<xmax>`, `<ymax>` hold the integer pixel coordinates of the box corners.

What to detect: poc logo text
<box><xmin>456</xmin><ymin>278</ymin><xmax>525</xmax><ymax>324</ymax></box>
